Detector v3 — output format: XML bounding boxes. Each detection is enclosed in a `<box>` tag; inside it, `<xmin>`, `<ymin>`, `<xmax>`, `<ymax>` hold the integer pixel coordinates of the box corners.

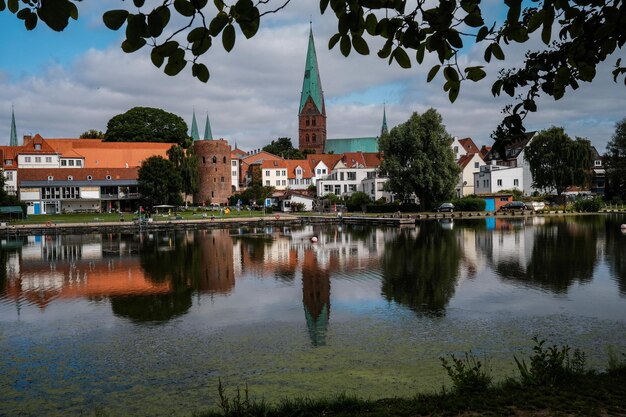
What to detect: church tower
<box><xmin>298</xmin><ymin>26</ymin><xmax>326</xmax><ymax>154</ymax></box>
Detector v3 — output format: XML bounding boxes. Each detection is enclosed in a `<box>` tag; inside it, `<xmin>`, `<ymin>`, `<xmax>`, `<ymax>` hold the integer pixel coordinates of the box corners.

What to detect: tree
<box><xmin>349</xmin><ymin>191</ymin><xmax>371</xmax><ymax>212</ymax></box>
<box><xmin>104</xmin><ymin>107</ymin><xmax>190</xmax><ymax>146</ymax></box>
<box><xmin>167</xmin><ymin>144</ymin><xmax>199</xmax><ymax>203</ymax></box>
<box><xmin>138</xmin><ymin>156</ymin><xmax>183</xmax><ymax>206</ymax></box>
<box><xmin>263</xmin><ymin>137</ymin><xmax>304</xmax><ymax>159</ymax></box>
<box><xmin>605</xmin><ymin>117</ymin><xmax>626</xmax><ymax>201</ymax></box>
<box><xmin>379</xmin><ymin>109</ymin><xmax>460</xmax><ymax>210</ymax></box>
<box><xmin>524</xmin><ymin>127</ymin><xmax>592</xmax><ymax>196</ymax></box>
<box><xmin>79</xmin><ymin>129</ymin><xmax>105</xmax><ymax>139</ymax></box>
<box><xmin>4</xmin><ymin>1</ymin><xmax>624</xmax><ymax>147</ymax></box>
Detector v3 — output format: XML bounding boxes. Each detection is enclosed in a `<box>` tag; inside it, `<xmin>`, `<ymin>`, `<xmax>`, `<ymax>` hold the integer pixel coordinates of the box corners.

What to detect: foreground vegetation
<box><xmin>193</xmin><ymin>339</ymin><xmax>626</xmax><ymax>417</ymax></box>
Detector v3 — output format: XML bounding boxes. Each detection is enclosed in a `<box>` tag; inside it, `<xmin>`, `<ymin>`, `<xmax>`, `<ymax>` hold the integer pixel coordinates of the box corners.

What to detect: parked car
<box><xmin>499</xmin><ymin>201</ymin><xmax>528</xmax><ymax>211</ymax></box>
<box><xmin>436</xmin><ymin>202</ymin><xmax>455</xmax><ymax>212</ymax></box>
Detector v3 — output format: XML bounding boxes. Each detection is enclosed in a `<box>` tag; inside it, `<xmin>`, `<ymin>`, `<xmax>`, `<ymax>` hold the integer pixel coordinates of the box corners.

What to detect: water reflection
<box><xmin>604</xmin><ymin>217</ymin><xmax>626</xmax><ymax>296</ymax></box>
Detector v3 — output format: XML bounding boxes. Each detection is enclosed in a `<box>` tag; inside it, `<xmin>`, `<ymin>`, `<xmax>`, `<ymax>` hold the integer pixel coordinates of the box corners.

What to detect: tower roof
<box><xmin>191</xmin><ymin>111</ymin><xmax>200</xmax><ymax>141</ymax></box>
<box><xmin>10</xmin><ymin>106</ymin><xmax>18</xmax><ymax>147</ymax></box>
<box><xmin>203</xmin><ymin>113</ymin><xmax>213</xmax><ymax>140</ymax></box>
<box><xmin>381</xmin><ymin>105</ymin><xmax>388</xmax><ymax>136</ymax></box>
<box><xmin>299</xmin><ymin>27</ymin><xmax>325</xmax><ymax>114</ymax></box>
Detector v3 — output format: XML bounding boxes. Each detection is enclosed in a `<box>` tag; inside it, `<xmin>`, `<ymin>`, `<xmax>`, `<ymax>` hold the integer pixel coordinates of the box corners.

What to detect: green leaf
<box><xmin>214</xmin><ymin>0</ymin><xmax>224</xmax><ymax>11</ymax></box>
<box><xmin>133</xmin><ymin>0</ymin><xmax>146</xmax><ymax>7</ymax></box>
<box><xmin>476</xmin><ymin>26</ymin><xmax>489</xmax><ymax>42</ymax></box>
<box><xmin>238</xmin><ymin>6</ymin><xmax>260</xmax><ymax>39</ymax></box>
<box><xmin>491</xmin><ymin>79</ymin><xmax>503</xmax><ymax>96</ymax></box>
<box><xmin>121</xmin><ymin>38</ymin><xmax>147</xmax><ymax>53</ymax></box>
<box><xmin>151</xmin><ymin>48</ymin><xmax>165</xmax><ymax>68</ymax></box>
<box><xmin>103</xmin><ymin>10</ymin><xmax>129</xmax><ymax>31</ymax></box>
<box><xmin>416</xmin><ymin>44</ymin><xmax>426</xmax><ymax>64</ymax></box>
<box><xmin>527</xmin><ymin>9</ymin><xmax>544</xmax><ymax>33</ymax></box>
<box><xmin>365</xmin><ymin>13</ymin><xmax>377</xmax><ymax>36</ymax></box>
<box><xmin>148</xmin><ymin>7</ymin><xmax>169</xmax><ymax>37</ymax></box>
<box><xmin>491</xmin><ymin>43</ymin><xmax>504</xmax><ymax>60</ymax></box>
<box><xmin>320</xmin><ymin>0</ymin><xmax>330</xmax><ymax>13</ymax></box>
<box><xmin>484</xmin><ymin>43</ymin><xmax>492</xmax><ymax>62</ymax></box>
<box><xmin>192</xmin><ymin>63</ymin><xmax>210</xmax><ymax>82</ymax></box>
<box><xmin>448</xmin><ymin>81</ymin><xmax>460</xmax><ymax>103</ymax></box>
<box><xmin>164</xmin><ymin>48</ymin><xmax>187</xmax><ymax>76</ymax></box>
<box><xmin>192</xmin><ymin>0</ymin><xmax>209</xmax><ymax>9</ymax></box>
<box><xmin>464</xmin><ymin>11</ymin><xmax>483</xmax><ymax>28</ymax></box>
<box><xmin>541</xmin><ymin>8</ymin><xmax>554</xmax><ymax>44</ymax></box>
<box><xmin>465</xmin><ymin>66</ymin><xmax>486</xmax><ymax>81</ymax></box>
<box><xmin>174</xmin><ymin>0</ymin><xmax>196</xmax><ymax>17</ymax></box>
<box><xmin>352</xmin><ymin>35</ymin><xmax>370</xmax><ymax>55</ymax></box>
<box><xmin>157</xmin><ymin>41</ymin><xmax>180</xmax><ymax>56</ymax></box>
<box><xmin>328</xmin><ymin>33</ymin><xmax>341</xmax><ymax>49</ymax></box>
<box><xmin>0</xmin><ymin>1</ymin><xmax>5</xmax><ymax>12</ymax></box>
<box><xmin>377</xmin><ymin>41</ymin><xmax>392</xmax><ymax>59</ymax></box>
<box><xmin>126</xmin><ymin>13</ymin><xmax>147</xmax><ymax>41</ymax></box>
<box><xmin>209</xmin><ymin>12</ymin><xmax>229</xmax><ymax>36</ymax></box>
<box><xmin>222</xmin><ymin>24</ymin><xmax>236</xmax><ymax>52</ymax></box>
<box><xmin>443</xmin><ymin>66</ymin><xmax>459</xmax><ymax>82</ymax></box>
<box><xmin>25</xmin><ymin>11</ymin><xmax>38</xmax><ymax>30</ymax></box>
<box><xmin>340</xmin><ymin>35</ymin><xmax>351</xmax><ymax>57</ymax></box>
<box><xmin>7</xmin><ymin>0</ymin><xmax>17</xmax><ymax>13</ymax></box>
<box><xmin>393</xmin><ymin>47</ymin><xmax>411</xmax><ymax>69</ymax></box>
<box><xmin>447</xmin><ymin>30</ymin><xmax>463</xmax><ymax>49</ymax></box>
<box><xmin>68</xmin><ymin>2</ymin><xmax>78</xmax><ymax>20</ymax></box>
<box><xmin>427</xmin><ymin>64</ymin><xmax>441</xmax><ymax>82</ymax></box>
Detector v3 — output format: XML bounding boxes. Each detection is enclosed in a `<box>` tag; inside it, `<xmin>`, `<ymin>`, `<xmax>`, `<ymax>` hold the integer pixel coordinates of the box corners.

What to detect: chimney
<box><xmin>23</xmin><ymin>135</ymin><xmax>31</xmax><ymax>144</ymax></box>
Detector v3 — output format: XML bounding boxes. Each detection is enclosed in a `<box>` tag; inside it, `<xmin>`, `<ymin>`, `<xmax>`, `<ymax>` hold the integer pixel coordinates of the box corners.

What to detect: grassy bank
<box><xmin>193</xmin><ymin>340</ymin><xmax>626</xmax><ymax>417</ymax></box>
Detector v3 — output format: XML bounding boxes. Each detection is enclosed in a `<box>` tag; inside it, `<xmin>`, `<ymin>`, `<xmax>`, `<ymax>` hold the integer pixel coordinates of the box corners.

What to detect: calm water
<box><xmin>1</xmin><ymin>215</ymin><xmax>626</xmax><ymax>416</ymax></box>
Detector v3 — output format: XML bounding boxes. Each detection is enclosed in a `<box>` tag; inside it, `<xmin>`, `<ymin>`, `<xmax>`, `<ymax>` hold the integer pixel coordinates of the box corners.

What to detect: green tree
<box><xmin>5</xmin><ymin>1</ymin><xmax>624</xmax><ymax>145</ymax></box>
<box><xmin>524</xmin><ymin>127</ymin><xmax>592</xmax><ymax>196</ymax></box>
<box><xmin>605</xmin><ymin>117</ymin><xmax>626</xmax><ymax>202</ymax></box>
<box><xmin>138</xmin><ymin>156</ymin><xmax>183</xmax><ymax>206</ymax></box>
<box><xmin>104</xmin><ymin>107</ymin><xmax>190</xmax><ymax>146</ymax></box>
<box><xmin>263</xmin><ymin>137</ymin><xmax>304</xmax><ymax>159</ymax></box>
<box><xmin>379</xmin><ymin>109</ymin><xmax>460</xmax><ymax>210</ymax></box>
<box><xmin>79</xmin><ymin>129</ymin><xmax>105</xmax><ymax>139</ymax></box>
<box><xmin>349</xmin><ymin>191</ymin><xmax>371</xmax><ymax>212</ymax></box>
<box><xmin>167</xmin><ymin>144</ymin><xmax>199</xmax><ymax>203</ymax></box>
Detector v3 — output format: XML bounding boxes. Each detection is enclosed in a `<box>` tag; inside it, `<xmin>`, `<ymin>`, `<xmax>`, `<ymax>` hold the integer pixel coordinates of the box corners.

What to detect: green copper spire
<box><xmin>381</xmin><ymin>104</ymin><xmax>388</xmax><ymax>136</ymax></box>
<box><xmin>10</xmin><ymin>106</ymin><xmax>18</xmax><ymax>147</ymax></box>
<box><xmin>191</xmin><ymin>110</ymin><xmax>200</xmax><ymax>141</ymax></box>
<box><xmin>203</xmin><ymin>113</ymin><xmax>213</xmax><ymax>140</ymax></box>
<box><xmin>299</xmin><ymin>26</ymin><xmax>325</xmax><ymax>114</ymax></box>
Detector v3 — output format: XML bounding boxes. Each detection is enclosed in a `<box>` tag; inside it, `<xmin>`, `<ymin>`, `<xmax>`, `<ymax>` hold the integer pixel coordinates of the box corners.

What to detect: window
<box><xmin>34</xmin><ymin>144</ymin><xmax>41</xmax><ymax>150</ymax></box>
<box><xmin>48</xmin><ymin>175</ymin><xmax>54</xmax><ymax>181</ymax></box>
<box><xmin>25</xmin><ymin>157</ymin><xmax>31</xmax><ymax>163</ymax></box>
<box><xmin>223</xmin><ymin>156</ymin><xmax>227</xmax><ymax>163</ymax></box>
<box><xmin>46</xmin><ymin>157</ymin><xmax>52</xmax><ymax>163</ymax></box>
<box><xmin>5</xmin><ymin>171</ymin><xmax>13</xmax><ymax>180</ymax></box>
<box><xmin>106</xmin><ymin>175</ymin><xmax>112</xmax><ymax>180</ymax></box>
<box><xmin>87</xmin><ymin>175</ymin><xmax>93</xmax><ymax>180</ymax></box>
<box><xmin>221</xmin><ymin>176</ymin><xmax>224</xmax><ymax>182</ymax></box>
<box><xmin>276</xmin><ymin>180</ymin><xmax>280</xmax><ymax>186</ymax></box>
<box><xmin>454</xmin><ymin>146</ymin><xmax>459</xmax><ymax>153</ymax></box>
<box><xmin>474</xmin><ymin>162</ymin><xmax>479</xmax><ymax>168</ymax></box>
<box><xmin>232</xmin><ymin>161</ymin><xmax>237</xmax><ymax>166</ymax></box>
<box><xmin>513</xmin><ymin>179</ymin><xmax>519</xmax><ymax>186</ymax></box>
<box><xmin>68</xmin><ymin>175</ymin><xmax>73</xmax><ymax>181</ymax></box>
<box><xmin>312</xmin><ymin>119</ymin><xmax>316</xmax><ymax>126</ymax></box>
<box><xmin>232</xmin><ymin>170</ymin><xmax>237</xmax><ymax>176</ymax></box>
<box><xmin>483</xmin><ymin>180</ymin><xmax>489</xmax><ymax>187</ymax></box>
<box><xmin>282</xmin><ymin>170</ymin><xmax>286</xmax><ymax>176</ymax></box>
<box><xmin>340</xmin><ymin>172</ymin><xmax>344</xmax><ymax>181</ymax></box>
<box><xmin>306</xmin><ymin>134</ymin><xmax>310</xmax><ymax>143</ymax></box>
<box><xmin>202</xmin><ymin>156</ymin><xmax>206</xmax><ymax>163</ymax></box>
<box><xmin>213</xmin><ymin>178</ymin><xmax>216</xmax><ymax>183</ymax></box>
<box><xmin>595</xmin><ymin>160</ymin><xmax>602</xmax><ymax>167</ymax></box>
<box><xmin>212</xmin><ymin>156</ymin><xmax>217</xmax><ymax>163</ymax></box>
<box><xmin>497</xmin><ymin>179</ymin><xmax>502</xmax><ymax>186</ymax></box>
<box><xmin>265</xmin><ymin>170</ymin><xmax>270</xmax><ymax>176</ymax></box>
<box><xmin>35</xmin><ymin>157</ymin><xmax>42</xmax><ymax>163</ymax></box>
<box><xmin>76</xmin><ymin>160</ymin><xmax>82</xmax><ymax>167</ymax></box>
<box><xmin>476</xmin><ymin>180</ymin><xmax>479</xmax><ymax>187</ymax></box>
<box><xmin>4</xmin><ymin>159</ymin><xmax>12</xmax><ymax>166</ymax></box>
<box><xmin>282</xmin><ymin>180</ymin><xmax>286</xmax><ymax>186</ymax></box>
<box><xmin>68</xmin><ymin>160</ymin><xmax>74</xmax><ymax>166</ymax></box>
<box><xmin>316</xmin><ymin>169</ymin><xmax>321</xmax><ymax>175</ymax></box>
<box><xmin>312</xmin><ymin>134</ymin><xmax>317</xmax><ymax>142</ymax></box>
<box><xmin>296</xmin><ymin>168</ymin><xmax>302</xmax><ymax>175</ymax></box>
<box><xmin>306</xmin><ymin>119</ymin><xmax>310</xmax><ymax>126</ymax></box>
<box><xmin>322</xmin><ymin>169</ymin><xmax>327</xmax><ymax>174</ymax></box>
<box><xmin>347</xmin><ymin>172</ymin><xmax>356</xmax><ymax>180</ymax></box>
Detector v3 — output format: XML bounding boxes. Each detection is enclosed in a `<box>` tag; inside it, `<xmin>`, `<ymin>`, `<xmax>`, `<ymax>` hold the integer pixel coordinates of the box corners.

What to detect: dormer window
<box><xmin>4</xmin><ymin>159</ymin><xmax>12</xmax><ymax>166</ymax></box>
<box><xmin>106</xmin><ymin>175</ymin><xmax>112</xmax><ymax>180</ymax></box>
<box><xmin>594</xmin><ymin>160</ymin><xmax>602</xmax><ymax>167</ymax></box>
<box><xmin>34</xmin><ymin>144</ymin><xmax>41</xmax><ymax>150</ymax></box>
<box><xmin>47</xmin><ymin>176</ymin><xmax>54</xmax><ymax>181</ymax></box>
<box><xmin>87</xmin><ymin>175</ymin><xmax>93</xmax><ymax>180</ymax></box>
<box><xmin>67</xmin><ymin>175</ymin><xmax>73</xmax><ymax>181</ymax></box>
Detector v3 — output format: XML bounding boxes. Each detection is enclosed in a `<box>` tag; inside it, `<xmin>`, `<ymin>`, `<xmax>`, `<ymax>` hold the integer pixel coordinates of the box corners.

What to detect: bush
<box><xmin>514</xmin><ymin>337</ymin><xmax>587</xmax><ymax>387</ymax></box>
<box><xmin>573</xmin><ymin>197</ymin><xmax>604</xmax><ymax>212</ymax></box>
<box><xmin>440</xmin><ymin>351</ymin><xmax>492</xmax><ymax>394</ymax></box>
<box><xmin>453</xmin><ymin>197</ymin><xmax>486</xmax><ymax>211</ymax></box>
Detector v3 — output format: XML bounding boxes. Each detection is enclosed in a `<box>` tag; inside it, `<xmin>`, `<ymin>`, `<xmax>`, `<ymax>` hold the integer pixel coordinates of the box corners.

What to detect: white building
<box><xmin>457</xmin><ymin>153</ymin><xmax>485</xmax><ymax>197</ymax></box>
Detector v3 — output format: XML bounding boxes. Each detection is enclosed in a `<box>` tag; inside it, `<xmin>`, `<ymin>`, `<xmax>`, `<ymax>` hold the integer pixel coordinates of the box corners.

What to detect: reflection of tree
<box><xmin>302</xmin><ymin>250</ymin><xmax>330</xmax><ymax>346</ymax></box>
<box><xmin>110</xmin><ymin>292</ymin><xmax>192</xmax><ymax>322</ymax></box>
<box><xmin>498</xmin><ymin>219</ymin><xmax>597</xmax><ymax>293</ymax></box>
<box><xmin>604</xmin><ymin>218</ymin><xmax>626</xmax><ymax>296</ymax></box>
<box><xmin>381</xmin><ymin>222</ymin><xmax>461</xmax><ymax>315</ymax></box>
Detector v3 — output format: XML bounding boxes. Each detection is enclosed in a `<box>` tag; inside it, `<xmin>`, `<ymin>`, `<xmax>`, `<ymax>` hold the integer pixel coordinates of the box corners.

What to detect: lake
<box><xmin>1</xmin><ymin>215</ymin><xmax>626</xmax><ymax>416</ymax></box>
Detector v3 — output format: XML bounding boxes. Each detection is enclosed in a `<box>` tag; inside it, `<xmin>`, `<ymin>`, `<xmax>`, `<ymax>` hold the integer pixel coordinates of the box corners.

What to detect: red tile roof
<box><xmin>17</xmin><ymin>167</ymin><xmax>139</xmax><ymax>183</ymax></box>
<box><xmin>306</xmin><ymin>154</ymin><xmax>342</xmax><ymax>171</ymax></box>
<box><xmin>458</xmin><ymin>138</ymin><xmax>480</xmax><ymax>154</ymax></box>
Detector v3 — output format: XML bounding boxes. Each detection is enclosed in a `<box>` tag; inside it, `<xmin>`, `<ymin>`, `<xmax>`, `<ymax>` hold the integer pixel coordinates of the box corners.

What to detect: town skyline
<box><xmin>1</xmin><ymin>2</ymin><xmax>625</xmax><ymax>151</ymax></box>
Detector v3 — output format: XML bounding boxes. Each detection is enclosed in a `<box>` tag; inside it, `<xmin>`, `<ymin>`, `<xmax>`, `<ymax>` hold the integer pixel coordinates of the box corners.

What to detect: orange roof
<box><xmin>306</xmin><ymin>153</ymin><xmax>342</xmax><ymax>170</ymax></box>
<box><xmin>0</xmin><ymin>146</ymin><xmax>19</xmax><ymax>169</ymax></box>
<box><xmin>285</xmin><ymin>160</ymin><xmax>313</xmax><ymax>179</ymax></box>
<box><xmin>20</xmin><ymin>134</ymin><xmax>57</xmax><ymax>155</ymax></box>
<box><xmin>18</xmin><ymin>167</ymin><xmax>139</xmax><ymax>182</ymax></box>
<box><xmin>341</xmin><ymin>152</ymin><xmax>382</xmax><ymax>168</ymax></box>
<box><xmin>242</xmin><ymin>151</ymin><xmax>283</xmax><ymax>165</ymax></box>
<box><xmin>231</xmin><ymin>148</ymin><xmax>246</xmax><ymax>158</ymax></box>
<box><xmin>457</xmin><ymin>153</ymin><xmax>477</xmax><ymax>169</ymax></box>
<box><xmin>479</xmin><ymin>145</ymin><xmax>491</xmax><ymax>159</ymax></box>
<box><xmin>458</xmin><ymin>138</ymin><xmax>480</xmax><ymax>154</ymax></box>
<box><xmin>261</xmin><ymin>159</ymin><xmax>288</xmax><ymax>169</ymax></box>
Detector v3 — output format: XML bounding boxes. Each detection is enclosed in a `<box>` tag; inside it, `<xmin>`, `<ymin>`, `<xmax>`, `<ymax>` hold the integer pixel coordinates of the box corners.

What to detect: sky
<box><xmin>0</xmin><ymin>1</ymin><xmax>625</xmax><ymax>152</ymax></box>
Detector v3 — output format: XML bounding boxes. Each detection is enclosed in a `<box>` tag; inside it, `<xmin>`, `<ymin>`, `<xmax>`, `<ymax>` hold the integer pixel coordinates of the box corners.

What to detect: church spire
<box><xmin>203</xmin><ymin>113</ymin><xmax>213</xmax><ymax>140</ymax></box>
<box><xmin>10</xmin><ymin>105</ymin><xmax>18</xmax><ymax>147</ymax></box>
<box><xmin>190</xmin><ymin>110</ymin><xmax>200</xmax><ymax>141</ymax></box>
<box><xmin>381</xmin><ymin>104</ymin><xmax>388</xmax><ymax>136</ymax></box>
<box><xmin>299</xmin><ymin>26</ymin><xmax>325</xmax><ymax>115</ymax></box>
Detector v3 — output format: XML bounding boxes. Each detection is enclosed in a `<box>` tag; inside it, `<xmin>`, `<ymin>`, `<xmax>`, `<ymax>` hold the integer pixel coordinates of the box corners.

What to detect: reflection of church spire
<box><xmin>302</xmin><ymin>250</ymin><xmax>330</xmax><ymax>346</ymax></box>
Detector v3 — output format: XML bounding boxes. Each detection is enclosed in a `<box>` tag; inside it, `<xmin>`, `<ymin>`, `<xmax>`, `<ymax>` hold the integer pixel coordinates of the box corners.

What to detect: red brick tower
<box><xmin>194</xmin><ymin>139</ymin><xmax>232</xmax><ymax>205</ymax></box>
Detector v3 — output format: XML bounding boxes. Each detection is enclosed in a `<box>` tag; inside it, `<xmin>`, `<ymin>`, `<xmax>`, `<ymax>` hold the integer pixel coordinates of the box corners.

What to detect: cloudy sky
<box><xmin>0</xmin><ymin>1</ymin><xmax>624</xmax><ymax>152</ymax></box>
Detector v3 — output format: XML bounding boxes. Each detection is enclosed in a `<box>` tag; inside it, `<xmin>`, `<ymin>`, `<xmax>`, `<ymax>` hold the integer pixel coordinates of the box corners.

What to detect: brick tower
<box><xmin>298</xmin><ymin>26</ymin><xmax>326</xmax><ymax>154</ymax></box>
<box><xmin>194</xmin><ymin>139</ymin><xmax>232</xmax><ymax>205</ymax></box>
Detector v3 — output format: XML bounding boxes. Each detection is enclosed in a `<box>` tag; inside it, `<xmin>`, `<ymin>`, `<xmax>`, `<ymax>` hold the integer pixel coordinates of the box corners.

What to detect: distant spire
<box><xmin>203</xmin><ymin>113</ymin><xmax>213</xmax><ymax>140</ymax></box>
<box><xmin>299</xmin><ymin>26</ymin><xmax>325</xmax><ymax>115</ymax></box>
<box><xmin>191</xmin><ymin>110</ymin><xmax>200</xmax><ymax>141</ymax></box>
<box><xmin>381</xmin><ymin>103</ymin><xmax>388</xmax><ymax>136</ymax></box>
<box><xmin>10</xmin><ymin>105</ymin><xmax>18</xmax><ymax>147</ymax></box>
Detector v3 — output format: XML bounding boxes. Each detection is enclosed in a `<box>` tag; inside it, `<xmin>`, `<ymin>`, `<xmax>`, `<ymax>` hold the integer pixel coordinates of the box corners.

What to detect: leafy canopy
<box><xmin>79</xmin><ymin>129</ymin><xmax>105</xmax><ymax>139</ymax></box>
<box><xmin>524</xmin><ymin>126</ymin><xmax>592</xmax><ymax>196</ymax></box>
<box><xmin>605</xmin><ymin>117</ymin><xmax>626</xmax><ymax>201</ymax></box>
<box><xmin>104</xmin><ymin>107</ymin><xmax>190</xmax><ymax>145</ymax></box>
<box><xmin>379</xmin><ymin>108</ymin><xmax>460</xmax><ymax>209</ymax></box>
<box><xmin>138</xmin><ymin>155</ymin><xmax>184</xmax><ymax>206</ymax></box>
<box><xmin>3</xmin><ymin>0</ymin><xmax>625</xmax><ymax>148</ymax></box>
<box><xmin>167</xmin><ymin>144</ymin><xmax>199</xmax><ymax>199</ymax></box>
<box><xmin>262</xmin><ymin>137</ymin><xmax>305</xmax><ymax>159</ymax></box>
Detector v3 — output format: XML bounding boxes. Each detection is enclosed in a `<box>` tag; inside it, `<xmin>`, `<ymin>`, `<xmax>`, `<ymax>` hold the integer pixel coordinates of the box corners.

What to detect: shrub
<box><xmin>573</xmin><ymin>197</ymin><xmax>604</xmax><ymax>212</ymax></box>
<box><xmin>514</xmin><ymin>337</ymin><xmax>586</xmax><ymax>387</ymax></box>
<box><xmin>440</xmin><ymin>351</ymin><xmax>492</xmax><ymax>394</ymax></box>
<box><xmin>453</xmin><ymin>197</ymin><xmax>486</xmax><ymax>211</ymax></box>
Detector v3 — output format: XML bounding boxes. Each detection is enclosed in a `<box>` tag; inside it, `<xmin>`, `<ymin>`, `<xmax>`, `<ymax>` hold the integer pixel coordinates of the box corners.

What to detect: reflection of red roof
<box><xmin>18</xmin><ymin>167</ymin><xmax>139</xmax><ymax>182</ymax></box>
